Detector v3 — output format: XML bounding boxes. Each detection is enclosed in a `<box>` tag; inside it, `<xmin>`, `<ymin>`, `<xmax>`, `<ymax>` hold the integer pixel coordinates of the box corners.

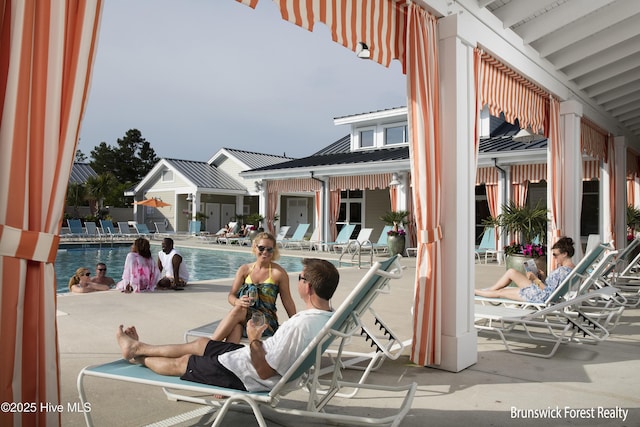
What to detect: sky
<box><xmin>77</xmin><ymin>0</ymin><xmax>407</xmax><ymax>161</ymax></box>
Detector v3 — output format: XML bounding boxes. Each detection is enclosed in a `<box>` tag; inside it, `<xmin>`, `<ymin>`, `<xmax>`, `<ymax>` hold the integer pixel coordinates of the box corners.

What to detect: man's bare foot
<box><xmin>117</xmin><ymin>325</ymin><xmax>139</xmax><ymax>361</ymax></box>
<box><xmin>124</xmin><ymin>326</ymin><xmax>139</xmax><ymax>340</ymax></box>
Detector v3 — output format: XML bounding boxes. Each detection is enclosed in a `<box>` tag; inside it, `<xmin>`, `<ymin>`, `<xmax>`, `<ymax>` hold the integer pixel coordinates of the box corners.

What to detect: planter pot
<box><xmin>387</xmin><ymin>235</ymin><xmax>406</xmax><ymax>257</ymax></box>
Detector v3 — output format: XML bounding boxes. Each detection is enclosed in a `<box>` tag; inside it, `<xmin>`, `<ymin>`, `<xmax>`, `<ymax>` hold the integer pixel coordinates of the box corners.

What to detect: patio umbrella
<box><xmin>135</xmin><ymin>198</ymin><xmax>171</xmax><ymax>208</ymax></box>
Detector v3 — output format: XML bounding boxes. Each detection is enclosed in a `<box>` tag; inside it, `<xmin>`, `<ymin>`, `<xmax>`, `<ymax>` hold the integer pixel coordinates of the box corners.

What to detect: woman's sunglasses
<box><xmin>257</xmin><ymin>245</ymin><xmax>274</xmax><ymax>254</ymax></box>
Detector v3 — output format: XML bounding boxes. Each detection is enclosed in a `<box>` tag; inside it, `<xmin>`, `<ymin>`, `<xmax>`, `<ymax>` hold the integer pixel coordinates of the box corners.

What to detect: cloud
<box><xmin>78</xmin><ymin>0</ymin><xmax>406</xmax><ymax>161</ymax></box>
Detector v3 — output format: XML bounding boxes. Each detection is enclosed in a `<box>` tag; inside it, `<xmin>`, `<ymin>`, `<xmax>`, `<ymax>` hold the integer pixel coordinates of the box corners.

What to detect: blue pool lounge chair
<box><xmin>77</xmin><ymin>256</ymin><xmax>416</xmax><ymax>427</ymax></box>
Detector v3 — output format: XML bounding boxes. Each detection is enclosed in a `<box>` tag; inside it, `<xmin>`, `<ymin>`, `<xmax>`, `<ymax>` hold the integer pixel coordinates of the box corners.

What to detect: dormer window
<box><xmin>384</xmin><ymin>124</ymin><xmax>407</xmax><ymax>145</ymax></box>
<box><xmin>359</xmin><ymin>129</ymin><xmax>375</xmax><ymax>148</ymax></box>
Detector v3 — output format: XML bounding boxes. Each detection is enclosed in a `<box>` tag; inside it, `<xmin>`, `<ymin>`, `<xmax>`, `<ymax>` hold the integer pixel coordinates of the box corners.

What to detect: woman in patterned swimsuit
<box><xmin>211</xmin><ymin>232</ymin><xmax>297</xmax><ymax>343</ymax></box>
<box><xmin>475</xmin><ymin>236</ymin><xmax>575</xmax><ymax>303</ymax></box>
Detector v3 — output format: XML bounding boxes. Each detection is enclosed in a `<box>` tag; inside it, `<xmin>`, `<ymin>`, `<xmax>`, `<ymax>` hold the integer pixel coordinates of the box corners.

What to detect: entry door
<box><xmin>286</xmin><ymin>198</ymin><xmax>308</xmax><ymax>227</ymax></box>
<box><xmin>221</xmin><ymin>203</ymin><xmax>236</xmax><ymax>228</ymax></box>
<box><xmin>205</xmin><ymin>202</ymin><xmax>220</xmax><ymax>232</ymax></box>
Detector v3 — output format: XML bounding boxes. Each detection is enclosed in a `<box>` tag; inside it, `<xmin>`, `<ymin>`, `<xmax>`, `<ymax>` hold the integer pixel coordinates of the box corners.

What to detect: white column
<box><xmin>235</xmin><ymin>195</ymin><xmax>244</xmax><ymax>219</ymax></box>
<box><xmin>559</xmin><ymin>100</ymin><xmax>584</xmax><ymax>259</ymax></box>
<box><xmin>397</xmin><ymin>172</ymin><xmax>409</xmax><ymax>212</ymax></box>
<box><xmin>436</xmin><ymin>14</ymin><xmax>478</xmax><ymax>372</ymax></box>
<box><xmin>614</xmin><ymin>136</ymin><xmax>627</xmax><ymax>248</ymax></box>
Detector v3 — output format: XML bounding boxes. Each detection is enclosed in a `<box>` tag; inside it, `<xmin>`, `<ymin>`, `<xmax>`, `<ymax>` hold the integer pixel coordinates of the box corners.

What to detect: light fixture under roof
<box><xmin>356</xmin><ymin>42</ymin><xmax>370</xmax><ymax>59</ymax></box>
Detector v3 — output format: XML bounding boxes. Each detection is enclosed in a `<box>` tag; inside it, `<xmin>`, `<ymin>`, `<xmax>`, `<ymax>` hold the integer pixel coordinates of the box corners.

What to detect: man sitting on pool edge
<box><xmin>116</xmin><ymin>258</ymin><xmax>338</xmax><ymax>391</ymax></box>
<box><xmin>157</xmin><ymin>237</ymin><xmax>189</xmax><ymax>290</ymax></box>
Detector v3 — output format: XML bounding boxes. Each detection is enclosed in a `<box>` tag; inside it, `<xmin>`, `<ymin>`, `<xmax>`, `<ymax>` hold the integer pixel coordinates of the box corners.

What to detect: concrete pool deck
<box><xmin>57</xmin><ymin>239</ymin><xmax>640</xmax><ymax>426</ymax></box>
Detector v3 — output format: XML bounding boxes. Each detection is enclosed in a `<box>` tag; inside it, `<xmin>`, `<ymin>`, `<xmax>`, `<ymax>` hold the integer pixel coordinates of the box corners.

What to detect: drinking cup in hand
<box><xmin>248</xmin><ymin>289</ymin><xmax>257</xmax><ymax>306</ymax></box>
<box><xmin>251</xmin><ymin>311</ymin><xmax>265</xmax><ymax>327</ymax></box>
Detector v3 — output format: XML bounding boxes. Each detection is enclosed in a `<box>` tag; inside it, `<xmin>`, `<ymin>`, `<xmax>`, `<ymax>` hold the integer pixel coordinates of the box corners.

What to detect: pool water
<box><xmin>55</xmin><ymin>246</ymin><xmax>310</xmax><ymax>294</ymax></box>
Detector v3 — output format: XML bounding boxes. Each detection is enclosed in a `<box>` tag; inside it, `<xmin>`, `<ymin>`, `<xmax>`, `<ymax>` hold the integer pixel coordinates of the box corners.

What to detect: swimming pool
<box><xmin>55</xmin><ymin>245</ymin><xmax>312</xmax><ymax>294</ymax></box>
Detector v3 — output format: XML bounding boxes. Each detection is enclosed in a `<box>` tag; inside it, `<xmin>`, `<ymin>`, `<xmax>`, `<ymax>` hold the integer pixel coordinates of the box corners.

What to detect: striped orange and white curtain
<box><xmin>406</xmin><ymin>5</ymin><xmax>442</xmax><ymax>367</ymax></box>
<box><xmin>548</xmin><ymin>96</ymin><xmax>563</xmax><ymax>249</ymax></box>
<box><xmin>329</xmin><ymin>190</ymin><xmax>341</xmax><ymax>241</ymax></box>
<box><xmin>581</xmin><ymin>118</ymin><xmax>608</xmax><ymax>162</ymax></box>
<box><xmin>583</xmin><ymin>160</ymin><xmax>601</xmax><ymax>180</ymax></box>
<box><xmin>606</xmin><ymin>136</ymin><xmax>616</xmax><ymax>245</ymax></box>
<box><xmin>315</xmin><ymin>190</ymin><xmax>322</xmax><ymax>238</ymax></box>
<box><xmin>0</xmin><ymin>1</ymin><xmax>103</xmax><ymax>425</ymax></box>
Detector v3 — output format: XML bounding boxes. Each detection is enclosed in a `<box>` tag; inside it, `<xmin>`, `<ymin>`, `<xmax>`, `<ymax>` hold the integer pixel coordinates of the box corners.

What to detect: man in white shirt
<box><xmin>116</xmin><ymin>258</ymin><xmax>339</xmax><ymax>391</ymax></box>
<box><xmin>157</xmin><ymin>238</ymin><xmax>189</xmax><ymax>290</ymax></box>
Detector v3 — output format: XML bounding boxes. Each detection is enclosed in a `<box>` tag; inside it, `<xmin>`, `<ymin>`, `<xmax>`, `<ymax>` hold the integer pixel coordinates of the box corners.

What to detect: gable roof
<box><xmin>208</xmin><ymin>147</ymin><xmax>292</xmax><ymax>169</ymax></box>
<box><xmin>69</xmin><ymin>162</ymin><xmax>97</xmax><ymax>184</ymax></box>
<box><xmin>164</xmin><ymin>158</ymin><xmax>246</xmax><ymax>191</ymax></box>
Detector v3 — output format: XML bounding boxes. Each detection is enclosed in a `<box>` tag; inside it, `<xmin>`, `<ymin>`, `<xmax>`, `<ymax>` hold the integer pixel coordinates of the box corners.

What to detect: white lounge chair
<box><xmin>323</xmin><ymin>224</ymin><xmax>356</xmax><ymax>253</ymax></box>
<box><xmin>274</xmin><ymin>225</ymin><xmax>291</xmax><ymax>247</ymax></box>
<box><xmin>475</xmin><ymin>244</ymin><xmax>614</xmax><ymax>310</ymax></box>
<box><xmin>77</xmin><ymin>256</ymin><xmax>416</xmax><ymax>427</ymax></box>
<box><xmin>281</xmin><ymin>223</ymin><xmax>310</xmax><ymax>249</ymax></box>
<box><xmin>475</xmin><ymin>286</ymin><xmax>619</xmax><ymax>358</ymax></box>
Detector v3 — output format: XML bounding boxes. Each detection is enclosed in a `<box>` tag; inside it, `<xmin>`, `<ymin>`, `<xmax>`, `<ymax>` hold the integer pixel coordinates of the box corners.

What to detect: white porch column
<box><xmin>559</xmin><ymin>100</ymin><xmax>584</xmax><ymax>259</ymax></box>
<box><xmin>435</xmin><ymin>14</ymin><xmax>478</xmax><ymax>372</ymax></box>
<box><xmin>235</xmin><ymin>195</ymin><xmax>244</xmax><ymax>219</ymax></box>
<box><xmin>614</xmin><ymin>136</ymin><xmax>627</xmax><ymax>248</ymax></box>
<box><xmin>397</xmin><ymin>172</ymin><xmax>410</xmax><ymax>212</ymax></box>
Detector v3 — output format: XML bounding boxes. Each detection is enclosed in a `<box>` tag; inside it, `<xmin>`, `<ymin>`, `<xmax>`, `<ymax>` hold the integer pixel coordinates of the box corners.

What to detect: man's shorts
<box><xmin>180</xmin><ymin>340</ymin><xmax>246</xmax><ymax>390</ymax></box>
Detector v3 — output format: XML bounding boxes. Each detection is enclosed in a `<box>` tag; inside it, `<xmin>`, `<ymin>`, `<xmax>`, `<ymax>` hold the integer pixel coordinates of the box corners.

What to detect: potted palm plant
<box><xmin>246</xmin><ymin>212</ymin><xmax>265</xmax><ymax>241</ymax></box>
<box><xmin>483</xmin><ymin>201</ymin><xmax>549</xmax><ymax>273</ymax></box>
<box><xmin>380</xmin><ymin>210</ymin><xmax>409</xmax><ymax>256</ymax></box>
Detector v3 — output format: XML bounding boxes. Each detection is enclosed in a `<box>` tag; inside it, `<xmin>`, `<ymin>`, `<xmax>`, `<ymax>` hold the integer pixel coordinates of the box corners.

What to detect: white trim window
<box><xmin>356</xmin><ymin>127</ymin><xmax>375</xmax><ymax>149</ymax></box>
<box><xmin>384</xmin><ymin>124</ymin><xmax>408</xmax><ymax>145</ymax></box>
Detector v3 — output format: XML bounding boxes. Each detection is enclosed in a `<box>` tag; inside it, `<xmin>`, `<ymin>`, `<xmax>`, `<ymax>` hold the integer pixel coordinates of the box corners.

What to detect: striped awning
<box><xmin>581</xmin><ymin>118</ymin><xmax>608</xmax><ymax>162</ymax></box>
<box><xmin>479</xmin><ymin>52</ymin><xmax>549</xmax><ymax>135</ymax></box>
<box><xmin>511</xmin><ymin>164</ymin><xmax>547</xmax><ymax>184</ymax></box>
<box><xmin>267</xmin><ymin>178</ymin><xmax>322</xmax><ymax>193</ymax></box>
<box><xmin>237</xmin><ymin>0</ymin><xmax>408</xmax><ymax>70</ymax></box>
<box><xmin>330</xmin><ymin>173</ymin><xmax>393</xmax><ymax>191</ymax></box>
<box><xmin>476</xmin><ymin>167</ymin><xmax>498</xmax><ymax>185</ymax></box>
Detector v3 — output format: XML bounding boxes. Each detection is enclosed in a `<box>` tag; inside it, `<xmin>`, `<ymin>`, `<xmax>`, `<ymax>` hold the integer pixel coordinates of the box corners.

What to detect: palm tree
<box><xmin>86</xmin><ymin>173</ymin><xmax>116</xmax><ymax>216</ymax></box>
<box><xmin>66</xmin><ymin>182</ymin><xmax>86</xmax><ymax>218</ymax></box>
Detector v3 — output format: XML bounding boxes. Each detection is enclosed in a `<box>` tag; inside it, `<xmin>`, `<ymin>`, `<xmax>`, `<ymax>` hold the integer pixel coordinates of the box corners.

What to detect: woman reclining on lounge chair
<box><xmin>475</xmin><ymin>237</ymin><xmax>575</xmax><ymax>303</ymax></box>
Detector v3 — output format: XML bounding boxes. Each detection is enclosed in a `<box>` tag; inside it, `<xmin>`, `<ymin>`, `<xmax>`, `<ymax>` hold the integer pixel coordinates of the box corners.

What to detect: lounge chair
<box><xmin>322</xmin><ymin>224</ymin><xmax>356</xmax><ymax>253</ymax></box>
<box><xmin>297</xmin><ymin>227</ymin><xmax>322</xmax><ymax>251</ymax></box>
<box><xmin>133</xmin><ymin>223</ymin><xmax>152</xmax><ymax>237</ymax></box>
<box><xmin>61</xmin><ymin>219</ymin><xmax>84</xmax><ymax>240</ymax></box>
<box><xmin>475</xmin><ymin>286</ymin><xmax>619</xmax><ymax>358</ymax></box>
<box><xmin>100</xmin><ymin>220</ymin><xmax>121</xmax><ymax>239</ymax></box>
<box><xmin>281</xmin><ymin>223</ymin><xmax>310</xmax><ymax>249</ymax></box>
<box><xmin>77</xmin><ymin>256</ymin><xmax>416</xmax><ymax>427</ymax></box>
<box><xmin>117</xmin><ymin>222</ymin><xmax>136</xmax><ymax>238</ymax></box>
<box><xmin>335</xmin><ymin>228</ymin><xmax>374</xmax><ymax>267</ymax></box>
<box><xmin>369</xmin><ymin>225</ymin><xmax>393</xmax><ymax>255</ymax></box>
<box><xmin>274</xmin><ymin>225</ymin><xmax>291</xmax><ymax>247</ymax></box>
<box><xmin>475</xmin><ymin>244</ymin><xmax>614</xmax><ymax>310</ymax></box>
<box><xmin>84</xmin><ymin>222</ymin><xmax>102</xmax><ymax>241</ymax></box>
<box><xmin>475</xmin><ymin>227</ymin><xmax>500</xmax><ymax>264</ymax></box>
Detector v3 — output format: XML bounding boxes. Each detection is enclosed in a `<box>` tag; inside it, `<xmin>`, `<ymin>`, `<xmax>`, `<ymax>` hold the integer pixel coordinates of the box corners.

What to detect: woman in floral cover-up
<box><xmin>211</xmin><ymin>232</ymin><xmax>297</xmax><ymax>343</ymax></box>
<box><xmin>116</xmin><ymin>237</ymin><xmax>161</xmax><ymax>293</ymax></box>
<box><xmin>475</xmin><ymin>237</ymin><xmax>575</xmax><ymax>303</ymax></box>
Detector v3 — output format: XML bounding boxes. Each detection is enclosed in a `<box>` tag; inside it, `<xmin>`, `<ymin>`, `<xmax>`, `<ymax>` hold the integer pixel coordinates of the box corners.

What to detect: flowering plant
<box><xmin>387</xmin><ymin>228</ymin><xmax>406</xmax><ymax>237</ymax></box>
<box><xmin>503</xmin><ymin>242</ymin><xmax>546</xmax><ymax>258</ymax></box>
